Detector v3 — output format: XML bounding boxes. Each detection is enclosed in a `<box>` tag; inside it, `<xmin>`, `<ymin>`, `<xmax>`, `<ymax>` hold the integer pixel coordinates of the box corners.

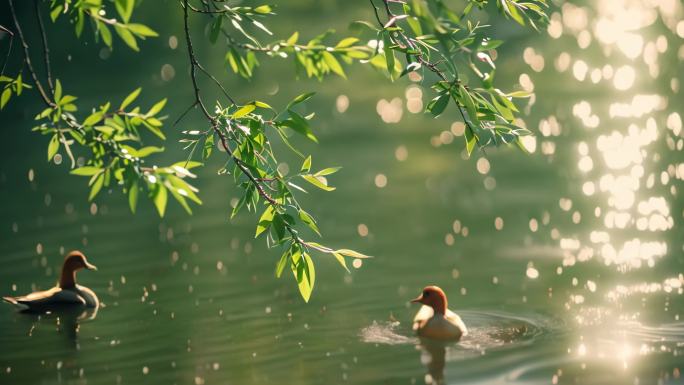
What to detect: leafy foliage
<box><xmin>32</xmin><ymin>82</ymin><xmax>201</xmax><ymax>215</ymax></box>
<box><xmin>49</xmin><ymin>0</ymin><xmax>158</xmax><ymax>51</ymax></box>
<box><xmin>2</xmin><ymin>0</ymin><xmax>548</xmax><ymax>301</ymax></box>
<box><xmin>0</xmin><ymin>75</ymin><xmax>32</xmax><ymax>109</ymax></box>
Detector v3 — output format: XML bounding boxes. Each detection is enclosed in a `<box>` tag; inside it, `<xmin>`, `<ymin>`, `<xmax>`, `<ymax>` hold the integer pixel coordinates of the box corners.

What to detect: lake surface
<box><xmin>1</xmin><ymin>1</ymin><xmax>683</xmax><ymax>384</ymax></box>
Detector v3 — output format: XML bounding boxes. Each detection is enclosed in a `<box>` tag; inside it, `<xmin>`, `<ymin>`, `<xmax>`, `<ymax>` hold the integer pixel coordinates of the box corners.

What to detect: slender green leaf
<box><xmin>302</xmin><ymin>174</ymin><xmax>335</xmax><ymax>191</ymax></box>
<box><xmin>275</xmin><ymin>249</ymin><xmax>289</xmax><ymax>278</ymax></box>
<box><xmin>47</xmin><ymin>134</ymin><xmax>59</xmax><ymax>161</ymax></box>
<box><xmin>115</xmin><ymin>0</ymin><xmax>134</xmax><ymax>23</ymax></box>
<box><xmin>154</xmin><ymin>183</ymin><xmax>168</xmax><ymax>217</ymax></box>
<box><xmin>114</xmin><ymin>25</ymin><xmax>139</xmax><ymax>51</ymax></box>
<box><xmin>233</xmin><ymin>104</ymin><xmax>256</xmax><ymax>118</ymax></box>
<box><xmin>335</xmin><ymin>249</ymin><xmax>372</xmax><ymax>259</ymax></box>
<box><xmin>301</xmin><ymin>155</ymin><xmax>312</xmax><ymax>172</ymax></box>
<box><xmin>88</xmin><ymin>173</ymin><xmax>104</xmax><ymax>201</ymax></box>
<box><xmin>127</xmin><ymin>23</ymin><xmax>158</xmax><ymax>37</ymax></box>
<box><xmin>255</xmin><ymin>205</ymin><xmax>276</xmax><ymax>237</ymax></box>
<box><xmin>70</xmin><ymin>166</ymin><xmax>102</xmax><ymax>176</ymax></box>
<box><xmin>120</xmin><ymin>88</ymin><xmax>141</xmax><ymax>110</ymax></box>
<box><xmin>128</xmin><ymin>179</ymin><xmax>138</xmax><ymax>213</ymax></box>
<box><xmin>333</xmin><ymin>252</ymin><xmax>350</xmax><ymax>273</ymax></box>
<box><xmin>298</xmin><ymin>209</ymin><xmax>321</xmax><ymax>236</ymax></box>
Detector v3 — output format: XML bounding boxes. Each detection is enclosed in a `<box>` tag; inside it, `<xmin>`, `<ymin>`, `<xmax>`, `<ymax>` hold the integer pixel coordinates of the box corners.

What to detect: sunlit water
<box><xmin>1</xmin><ymin>1</ymin><xmax>683</xmax><ymax>384</ymax></box>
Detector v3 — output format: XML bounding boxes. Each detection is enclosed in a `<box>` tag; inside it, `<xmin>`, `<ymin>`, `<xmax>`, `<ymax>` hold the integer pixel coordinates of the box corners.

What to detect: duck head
<box><xmin>411</xmin><ymin>285</ymin><xmax>448</xmax><ymax>315</ymax></box>
<box><xmin>59</xmin><ymin>251</ymin><xmax>97</xmax><ymax>288</ymax></box>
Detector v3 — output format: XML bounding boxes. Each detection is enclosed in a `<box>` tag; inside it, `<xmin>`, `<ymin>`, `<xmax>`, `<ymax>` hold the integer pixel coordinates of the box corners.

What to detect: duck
<box><xmin>410</xmin><ymin>285</ymin><xmax>467</xmax><ymax>341</ymax></box>
<box><xmin>3</xmin><ymin>251</ymin><xmax>99</xmax><ymax>311</ymax></box>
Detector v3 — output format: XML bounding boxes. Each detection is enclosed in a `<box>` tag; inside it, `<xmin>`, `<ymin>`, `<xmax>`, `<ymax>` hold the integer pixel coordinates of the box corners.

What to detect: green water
<box><xmin>1</xmin><ymin>1</ymin><xmax>683</xmax><ymax>384</ymax></box>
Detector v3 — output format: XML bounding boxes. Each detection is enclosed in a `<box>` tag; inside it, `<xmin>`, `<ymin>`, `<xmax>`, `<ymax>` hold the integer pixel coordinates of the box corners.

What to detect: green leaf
<box><xmin>70</xmin><ymin>166</ymin><xmax>102</xmax><ymax>176</ymax></box>
<box><xmin>115</xmin><ymin>25</ymin><xmax>139</xmax><ymax>51</ymax></box>
<box><xmin>301</xmin><ymin>174</ymin><xmax>335</xmax><ymax>191</ymax></box>
<box><xmin>294</xmin><ymin>252</ymin><xmax>315</xmax><ymax>302</ymax></box>
<box><xmin>287</xmin><ymin>92</ymin><xmax>315</xmax><ymax>109</ymax></box>
<box><xmin>298</xmin><ymin>209</ymin><xmax>321</xmax><ymax>236</ymax></box>
<box><xmin>382</xmin><ymin>32</ymin><xmax>395</xmax><ymax>80</ymax></box>
<box><xmin>120</xmin><ymin>88</ymin><xmax>141</xmax><ymax>110</ymax></box>
<box><xmin>335</xmin><ymin>249</ymin><xmax>372</xmax><ymax>259</ymax></box>
<box><xmin>282</xmin><ymin>110</ymin><xmax>317</xmax><ymax>143</ymax></box>
<box><xmin>146</xmin><ymin>98</ymin><xmax>167</xmax><ymax>117</ymax></box>
<box><xmin>336</xmin><ymin>37</ymin><xmax>359</xmax><ymax>48</ymax></box>
<box><xmin>167</xmin><ymin>175</ymin><xmax>202</xmax><ymax>204</ymax></box>
<box><xmin>172</xmin><ymin>161</ymin><xmax>203</xmax><ymax>170</ymax></box>
<box><xmin>88</xmin><ymin>173</ymin><xmax>104</xmax><ymax>201</ymax></box>
<box><xmin>255</xmin><ymin>205</ymin><xmax>276</xmax><ymax>237</ymax></box>
<box><xmin>98</xmin><ymin>23</ymin><xmax>113</xmax><ymax>47</ymax></box>
<box><xmin>321</xmin><ymin>52</ymin><xmax>346</xmax><ymax>79</ymax></box>
<box><xmin>0</xmin><ymin>88</ymin><xmax>10</xmax><ymax>109</ymax></box>
<box><xmin>115</xmin><ymin>0</ymin><xmax>134</xmax><ymax>23</ymax></box>
<box><xmin>303</xmin><ymin>253</ymin><xmax>315</xmax><ymax>292</ymax></box>
<box><xmin>314</xmin><ymin>167</ymin><xmax>340</xmax><ymax>176</ymax></box>
<box><xmin>254</xmin><ymin>5</ymin><xmax>273</xmax><ymax>14</ymax></box>
<box><xmin>154</xmin><ymin>183</ymin><xmax>168</xmax><ymax>217</ymax></box>
<box><xmin>233</xmin><ymin>104</ymin><xmax>256</xmax><ymax>118</ymax></box>
<box><xmin>133</xmin><ymin>146</ymin><xmax>164</xmax><ymax>158</ymax></box>
<box><xmin>275</xmin><ymin>249</ymin><xmax>289</xmax><ymax>278</ymax></box>
<box><xmin>507</xmin><ymin>90</ymin><xmax>532</xmax><ymax>98</ymax></box>
<box><xmin>406</xmin><ymin>16</ymin><xmax>422</xmax><ymax>35</ymax></box>
<box><xmin>286</xmin><ymin>31</ymin><xmax>299</xmax><ymax>45</ymax></box>
<box><xmin>50</xmin><ymin>5</ymin><xmax>63</xmax><ymax>22</ymax></box>
<box><xmin>210</xmin><ymin>17</ymin><xmax>223</xmax><ymax>43</ymax></box>
<box><xmin>300</xmin><ymin>155</ymin><xmax>312</xmax><ymax>172</ymax></box>
<box><xmin>128</xmin><ymin>179</ymin><xmax>139</xmax><ymax>213</ymax></box>
<box><xmin>332</xmin><ymin>252</ymin><xmax>350</xmax><ymax>273</ymax></box>
<box><xmin>168</xmin><ymin>184</ymin><xmax>193</xmax><ymax>214</ymax></box>
<box><xmin>459</xmin><ymin>85</ymin><xmax>479</xmax><ymax>126</ymax></box>
<box><xmin>203</xmin><ymin>134</ymin><xmax>214</xmax><ymax>160</ymax></box>
<box><xmin>127</xmin><ymin>23</ymin><xmax>158</xmax><ymax>37</ymax></box>
<box><xmin>464</xmin><ymin>126</ymin><xmax>477</xmax><ymax>156</ymax></box>
<box><xmin>54</xmin><ymin>79</ymin><xmax>62</xmax><ymax>103</ymax></box>
<box><xmin>83</xmin><ymin>111</ymin><xmax>104</xmax><ymax>126</ymax></box>
<box><xmin>429</xmin><ymin>93</ymin><xmax>449</xmax><ymax>117</ymax></box>
<box><xmin>47</xmin><ymin>134</ymin><xmax>59</xmax><ymax>161</ymax></box>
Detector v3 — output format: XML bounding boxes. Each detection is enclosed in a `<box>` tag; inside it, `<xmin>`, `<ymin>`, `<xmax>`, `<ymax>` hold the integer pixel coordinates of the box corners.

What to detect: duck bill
<box><xmin>84</xmin><ymin>262</ymin><xmax>98</xmax><ymax>271</ymax></box>
<box><xmin>410</xmin><ymin>295</ymin><xmax>423</xmax><ymax>304</ymax></box>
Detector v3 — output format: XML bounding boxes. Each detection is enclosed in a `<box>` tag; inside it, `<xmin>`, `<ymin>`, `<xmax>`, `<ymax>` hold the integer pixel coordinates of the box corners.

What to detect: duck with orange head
<box><xmin>3</xmin><ymin>251</ymin><xmax>99</xmax><ymax>311</ymax></box>
<box><xmin>411</xmin><ymin>285</ymin><xmax>467</xmax><ymax>341</ymax></box>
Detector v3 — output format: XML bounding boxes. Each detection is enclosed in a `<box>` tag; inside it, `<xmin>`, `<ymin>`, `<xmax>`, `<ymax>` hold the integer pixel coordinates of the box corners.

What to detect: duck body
<box><xmin>411</xmin><ymin>285</ymin><xmax>467</xmax><ymax>341</ymax></box>
<box><xmin>3</xmin><ymin>284</ymin><xmax>99</xmax><ymax>311</ymax></box>
<box><xmin>413</xmin><ymin>305</ymin><xmax>467</xmax><ymax>341</ymax></box>
<box><xmin>3</xmin><ymin>251</ymin><xmax>98</xmax><ymax>312</ymax></box>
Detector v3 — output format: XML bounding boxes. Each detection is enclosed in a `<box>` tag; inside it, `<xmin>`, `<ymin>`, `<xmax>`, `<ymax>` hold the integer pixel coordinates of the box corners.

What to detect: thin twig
<box><xmin>7</xmin><ymin>0</ymin><xmax>54</xmax><ymax>107</ymax></box>
<box><xmin>196</xmin><ymin>62</ymin><xmax>236</xmax><ymax>105</ymax></box>
<box><xmin>0</xmin><ymin>25</ymin><xmax>13</xmax><ymax>77</ymax></box>
<box><xmin>34</xmin><ymin>0</ymin><xmax>55</xmax><ymax>95</ymax></box>
<box><xmin>173</xmin><ymin>101</ymin><xmax>199</xmax><ymax>127</ymax></box>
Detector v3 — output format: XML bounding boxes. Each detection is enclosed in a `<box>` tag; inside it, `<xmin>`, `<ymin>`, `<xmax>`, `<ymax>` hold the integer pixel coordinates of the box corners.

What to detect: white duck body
<box><xmin>413</xmin><ymin>305</ymin><xmax>468</xmax><ymax>341</ymax></box>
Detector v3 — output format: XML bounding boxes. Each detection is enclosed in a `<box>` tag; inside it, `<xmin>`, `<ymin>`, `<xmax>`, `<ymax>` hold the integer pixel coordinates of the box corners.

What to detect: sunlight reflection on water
<box><xmin>530</xmin><ymin>0</ymin><xmax>684</xmax><ymax>378</ymax></box>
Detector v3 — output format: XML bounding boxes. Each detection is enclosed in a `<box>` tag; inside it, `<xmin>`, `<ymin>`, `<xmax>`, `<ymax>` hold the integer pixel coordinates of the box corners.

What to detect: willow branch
<box><xmin>182</xmin><ymin>0</ymin><xmax>277</xmax><ymax>206</ymax></box>
<box><xmin>7</xmin><ymin>0</ymin><xmax>54</xmax><ymax>107</ymax></box>
<box><xmin>0</xmin><ymin>25</ymin><xmax>13</xmax><ymax>77</ymax></box>
<box><xmin>34</xmin><ymin>0</ymin><xmax>55</xmax><ymax>95</ymax></box>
